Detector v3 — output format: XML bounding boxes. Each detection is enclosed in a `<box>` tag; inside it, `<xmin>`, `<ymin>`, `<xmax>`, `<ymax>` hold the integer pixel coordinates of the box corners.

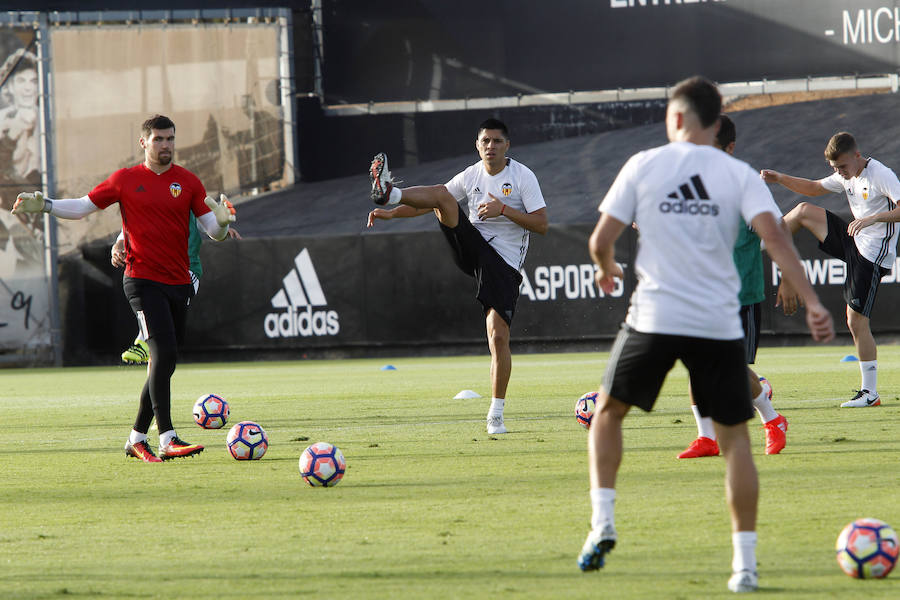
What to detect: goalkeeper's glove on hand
<box><xmin>204</xmin><ymin>193</ymin><xmax>236</xmax><ymax>227</ymax></box>
<box><xmin>11</xmin><ymin>191</ymin><xmax>46</xmax><ymax>215</ymax></box>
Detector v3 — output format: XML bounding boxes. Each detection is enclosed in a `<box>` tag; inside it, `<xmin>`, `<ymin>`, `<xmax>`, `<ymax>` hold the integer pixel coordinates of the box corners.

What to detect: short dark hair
<box><xmin>670</xmin><ymin>76</ymin><xmax>721</xmax><ymax>129</ymax></box>
<box><xmin>824</xmin><ymin>132</ymin><xmax>857</xmax><ymax>161</ymax></box>
<box><xmin>716</xmin><ymin>114</ymin><xmax>736</xmax><ymax>150</ymax></box>
<box><xmin>477</xmin><ymin>118</ymin><xmax>509</xmax><ymax>139</ymax></box>
<box><xmin>141</xmin><ymin>114</ymin><xmax>176</xmax><ymax>137</ymax></box>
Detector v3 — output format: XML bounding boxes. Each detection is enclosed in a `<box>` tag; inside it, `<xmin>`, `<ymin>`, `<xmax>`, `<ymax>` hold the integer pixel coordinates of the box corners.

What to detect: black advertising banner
<box><xmin>184</xmin><ymin>225</ymin><xmax>900</xmax><ymax>355</ymax></box>
<box><xmin>62</xmin><ymin>224</ymin><xmax>900</xmax><ymax>363</ymax></box>
<box><xmin>323</xmin><ymin>0</ymin><xmax>898</xmax><ymax>104</ymax></box>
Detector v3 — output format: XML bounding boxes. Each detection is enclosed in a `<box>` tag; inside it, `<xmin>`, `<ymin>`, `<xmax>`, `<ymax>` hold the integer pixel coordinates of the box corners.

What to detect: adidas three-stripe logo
<box><xmin>659</xmin><ymin>174</ymin><xmax>719</xmax><ymax>216</ymax></box>
<box><xmin>271</xmin><ymin>249</ymin><xmax>327</xmax><ymax>308</ymax></box>
<box><xmin>265</xmin><ymin>248</ymin><xmax>340</xmax><ymax>338</ymax></box>
<box><xmin>667</xmin><ymin>175</ymin><xmax>709</xmax><ymax>201</ymax></box>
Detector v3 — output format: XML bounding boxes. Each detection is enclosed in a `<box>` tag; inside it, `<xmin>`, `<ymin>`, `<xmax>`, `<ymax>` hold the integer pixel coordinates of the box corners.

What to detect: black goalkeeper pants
<box><xmin>123</xmin><ymin>276</ymin><xmax>193</xmax><ymax>435</ymax></box>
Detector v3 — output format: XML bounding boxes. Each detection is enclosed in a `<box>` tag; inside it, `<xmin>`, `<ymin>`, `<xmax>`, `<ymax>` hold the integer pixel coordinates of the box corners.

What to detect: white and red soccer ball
<box><xmin>575</xmin><ymin>392</ymin><xmax>597</xmax><ymax>429</ymax></box>
<box><xmin>836</xmin><ymin>517</ymin><xmax>899</xmax><ymax>579</ymax></box>
<box><xmin>193</xmin><ymin>394</ymin><xmax>230</xmax><ymax>429</ymax></box>
<box><xmin>299</xmin><ymin>442</ymin><xmax>346</xmax><ymax>487</ymax></box>
<box><xmin>226</xmin><ymin>421</ymin><xmax>269</xmax><ymax>460</ymax></box>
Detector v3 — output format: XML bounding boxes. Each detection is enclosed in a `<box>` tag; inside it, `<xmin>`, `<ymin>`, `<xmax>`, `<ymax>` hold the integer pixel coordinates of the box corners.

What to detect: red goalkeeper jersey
<box><xmin>89</xmin><ymin>163</ymin><xmax>210</xmax><ymax>285</ymax></box>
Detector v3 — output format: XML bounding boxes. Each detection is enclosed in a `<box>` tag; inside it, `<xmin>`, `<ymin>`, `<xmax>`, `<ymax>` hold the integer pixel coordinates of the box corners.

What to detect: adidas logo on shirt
<box><xmin>659</xmin><ymin>174</ymin><xmax>719</xmax><ymax>216</ymax></box>
<box><xmin>264</xmin><ymin>248</ymin><xmax>340</xmax><ymax>338</ymax></box>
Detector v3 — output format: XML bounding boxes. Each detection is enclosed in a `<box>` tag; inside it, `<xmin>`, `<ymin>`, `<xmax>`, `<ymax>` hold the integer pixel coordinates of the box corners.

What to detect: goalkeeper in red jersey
<box><xmin>12</xmin><ymin>114</ymin><xmax>236</xmax><ymax>463</ymax></box>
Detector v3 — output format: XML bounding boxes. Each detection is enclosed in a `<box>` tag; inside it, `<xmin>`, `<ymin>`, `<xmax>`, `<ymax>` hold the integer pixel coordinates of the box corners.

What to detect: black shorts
<box><xmin>819</xmin><ymin>210</ymin><xmax>888</xmax><ymax>317</ymax></box>
<box><xmin>440</xmin><ymin>204</ymin><xmax>523</xmax><ymax>325</ymax></box>
<box><xmin>739</xmin><ymin>303</ymin><xmax>761</xmax><ymax>365</ymax></box>
<box><xmin>123</xmin><ymin>276</ymin><xmax>193</xmax><ymax>346</ymax></box>
<box><xmin>603</xmin><ymin>324</ymin><xmax>753</xmax><ymax>425</ymax></box>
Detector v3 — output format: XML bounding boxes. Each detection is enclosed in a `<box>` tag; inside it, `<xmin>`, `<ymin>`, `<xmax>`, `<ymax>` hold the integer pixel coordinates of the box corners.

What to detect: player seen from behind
<box><xmin>579</xmin><ymin>76</ymin><xmax>834</xmax><ymax>593</ymax></box>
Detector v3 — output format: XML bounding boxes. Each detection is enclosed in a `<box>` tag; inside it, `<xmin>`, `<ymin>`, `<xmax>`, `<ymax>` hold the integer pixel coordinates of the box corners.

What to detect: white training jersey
<box><xmin>599</xmin><ymin>141</ymin><xmax>781</xmax><ymax>340</ymax></box>
<box><xmin>819</xmin><ymin>158</ymin><xmax>900</xmax><ymax>269</ymax></box>
<box><xmin>445</xmin><ymin>157</ymin><xmax>546</xmax><ymax>270</ymax></box>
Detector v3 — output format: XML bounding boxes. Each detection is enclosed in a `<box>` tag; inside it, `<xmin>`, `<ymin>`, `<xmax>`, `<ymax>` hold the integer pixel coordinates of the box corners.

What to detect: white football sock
<box><xmin>590</xmin><ymin>487</ymin><xmax>616</xmax><ymax>531</ymax></box>
<box><xmin>732</xmin><ymin>531</ymin><xmax>757</xmax><ymax>573</ymax></box>
<box><xmin>752</xmin><ymin>388</ymin><xmax>778</xmax><ymax>423</ymax></box>
<box><xmin>387</xmin><ymin>187</ymin><xmax>402</xmax><ymax>205</ymax></box>
<box><xmin>859</xmin><ymin>360</ymin><xmax>877</xmax><ymax>394</ymax></box>
<box><xmin>129</xmin><ymin>429</ymin><xmax>147</xmax><ymax>445</ymax></box>
<box><xmin>159</xmin><ymin>429</ymin><xmax>176</xmax><ymax>447</ymax></box>
<box><xmin>488</xmin><ymin>397</ymin><xmax>505</xmax><ymax>418</ymax></box>
<box><xmin>692</xmin><ymin>405</ymin><xmax>716</xmax><ymax>440</ymax></box>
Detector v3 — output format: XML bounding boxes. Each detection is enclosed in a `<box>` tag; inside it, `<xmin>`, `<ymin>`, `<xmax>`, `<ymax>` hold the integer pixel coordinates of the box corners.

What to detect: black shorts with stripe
<box><xmin>819</xmin><ymin>210</ymin><xmax>888</xmax><ymax>317</ymax></box>
<box><xmin>439</xmin><ymin>204</ymin><xmax>523</xmax><ymax>325</ymax></box>
<box><xmin>740</xmin><ymin>302</ymin><xmax>761</xmax><ymax>365</ymax></box>
<box><xmin>603</xmin><ymin>324</ymin><xmax>753</xmax><ymax>425</ymax></box>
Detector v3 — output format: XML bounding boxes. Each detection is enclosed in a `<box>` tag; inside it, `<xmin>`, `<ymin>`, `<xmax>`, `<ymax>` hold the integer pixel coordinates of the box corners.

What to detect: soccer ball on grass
<box><xmin>226</xmin><ymin>421</ymin><xmax>268</xmax><ymax>460</ymax></box>
<box><xmin>299</xmin><ymin>442</ymin><xmax>346</xmax><ymax>487</ymax></box>
<box><xmin>835</xmin><ymin>517</ymin><xmax>899</xmax><ymax>579</ymax></box>
<box><xmin>575</xmin><ymin>392</ymin><xmax>597</xmax><ymax>429</ymax></box>
<box><xmin>192</xmin><ymin>393</ymin><xmax>230</xmax><ymax>429</ymax></box>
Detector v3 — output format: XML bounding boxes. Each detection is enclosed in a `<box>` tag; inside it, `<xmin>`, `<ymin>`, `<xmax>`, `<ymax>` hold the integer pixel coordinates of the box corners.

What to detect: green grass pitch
<box><xmin>2</xmin><ymin>346</ymin><xmax>899</xmax><ymax>599</ymax></box>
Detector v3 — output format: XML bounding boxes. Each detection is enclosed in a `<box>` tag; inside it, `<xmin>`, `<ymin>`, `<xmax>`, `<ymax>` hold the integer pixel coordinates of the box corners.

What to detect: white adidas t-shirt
<box><xmin>445</xmin><ymin>158</ymin><xmax>546</xmax><ymax>270</ymax></box>
<box><xmin>819</xmin><ymin>158</ymin><xmax>900</xmax><ymax>269</ymax></box>
<box><xmin>600</xmin><ymin>141</ymin><xmax>781</xmax><ymax>340</ymax></box>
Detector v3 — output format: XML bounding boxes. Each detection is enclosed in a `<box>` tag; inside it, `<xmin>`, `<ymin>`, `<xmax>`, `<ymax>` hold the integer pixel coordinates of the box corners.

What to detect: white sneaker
<box><xmin>486</xmin><ymin>415</ymin><xmax>507</xmax><ymax>434</ymax></box>
<box><xmin>840</xmin><ymin>389</ymin><xmax>881</xmax><ymax>408</ymax></box>
<box><xmin>727</xmin><ymin>570</ymin><xmax>758</xmax><ymax>592</ymax></box>
<box><xmin>577</xmin><ymin>522</ymin><xmax>617</xmax><ymax>571</ymax></box>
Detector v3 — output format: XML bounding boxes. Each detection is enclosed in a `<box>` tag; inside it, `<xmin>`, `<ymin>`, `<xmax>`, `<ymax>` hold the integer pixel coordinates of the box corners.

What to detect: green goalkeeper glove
<box><xmin>11</xmin><ymin>191</ymin><xmax>46</xmax><ymax>215</ymax></box>
<box><xmin>204</xmin><ymin>193</ymin><xmax>236</xmax><ymax>227</ymax></box>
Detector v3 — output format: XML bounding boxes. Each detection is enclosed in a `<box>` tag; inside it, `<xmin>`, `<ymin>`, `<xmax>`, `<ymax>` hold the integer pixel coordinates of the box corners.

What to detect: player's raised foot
<box><xmin>121</xmin><ymin>339</ymin><xmax>149</xmax><ymax>364</ymax></box>
<box><xmin>125</xmin><ymin>440</ymin><xmax>162</xmax><ymax>463</ymax></box>
<box><xmin>369</xmin><ymin>152</ymin><xmax>394</xmax><ymax>205</ymax></box>
<box><xmin>727</xmin><ymin>569</ymin><xmax>758</xmax><ymax>593</ymax></box>
<box><xmin>486</xmin><ymin>415</ymin><xmax>507</xmax><ymax>434</ymax></box>
<box><xmin>763</xmin><ymin>414</ymin><xmax>788</xmax><ymax>455</ymax></box>
<box><xmin>677</xmin><ymin>436</ymin><xmax>719</xmax><ymax>459</ymax></box>
<box><xmin>840</xmin><ymin>389</ymin><xmax>881</xmax><ymax>408</ymax></box>
<box><xmin>158</xmin><ymin>437</ymin><xmax>204</xmax><ymax>460</ymax></box>
<box><xmin>577</xmin><ymin>523</ymin><xmax>617</xmax><ymax>572</ymax></box>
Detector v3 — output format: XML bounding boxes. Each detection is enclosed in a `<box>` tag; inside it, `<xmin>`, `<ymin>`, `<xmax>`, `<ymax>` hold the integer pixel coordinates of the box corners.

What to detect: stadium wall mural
<box><xmin>0</xmin><ymin>26</ymin><xmax>53</xmax><ymax>361</ymax></box>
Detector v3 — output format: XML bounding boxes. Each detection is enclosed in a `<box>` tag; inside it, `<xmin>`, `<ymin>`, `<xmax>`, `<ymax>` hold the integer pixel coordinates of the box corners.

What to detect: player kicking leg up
<box><xmin>367</xmin><ymin>119</ymin><xmax>548</xmax><ymax>434</ymax></box>
<box><xmin>761</xmin><ymin>132</ymin><xmax>900</xmax><ymax>407</ymax></box>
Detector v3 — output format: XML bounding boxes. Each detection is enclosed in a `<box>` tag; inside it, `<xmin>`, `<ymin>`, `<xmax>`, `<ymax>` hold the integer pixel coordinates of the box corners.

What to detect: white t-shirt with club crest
<box><xmin>599</xmin><ymin>141</ymin><xmax>781</xmax><ymax>340</ymax></box>
<box><xmin>445</xmin><ymin>158</ymin><xmax>546</xmax><ymax>271</ymax></box>
<box><xmin>818</xmin><ymin>157</ymin><xmax>900</xmax><ymax>269</ymax></box>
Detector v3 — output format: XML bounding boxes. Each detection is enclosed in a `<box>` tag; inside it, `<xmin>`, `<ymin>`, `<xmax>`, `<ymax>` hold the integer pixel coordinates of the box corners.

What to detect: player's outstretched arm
<box><xmin>11</xmin><ymin>191</ymin><xmax>99</xmax><ymax>219</ymax></box>
<box><xmin>589</xmin><ymin>213</ymin><xmax>626</xmax><ymax>295</ymax></box>
<box><xmin>366</xmin><ymin>205</ymin><xmax>432</xmax><ymax>228</ymax></box>
<box><xmin>753</xmin><ymin>211</ymin><xmax>834</xmax><ymax>342</ymax></box>
<box><xmin>759</xmin><ymin>170</ymin><xmax>829</xmax><ymax>197</ymax></box>
<box><xmin>774</xmin><ymin>218</ymin><xmax>803</xmax><ymax>315</ymax></box>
